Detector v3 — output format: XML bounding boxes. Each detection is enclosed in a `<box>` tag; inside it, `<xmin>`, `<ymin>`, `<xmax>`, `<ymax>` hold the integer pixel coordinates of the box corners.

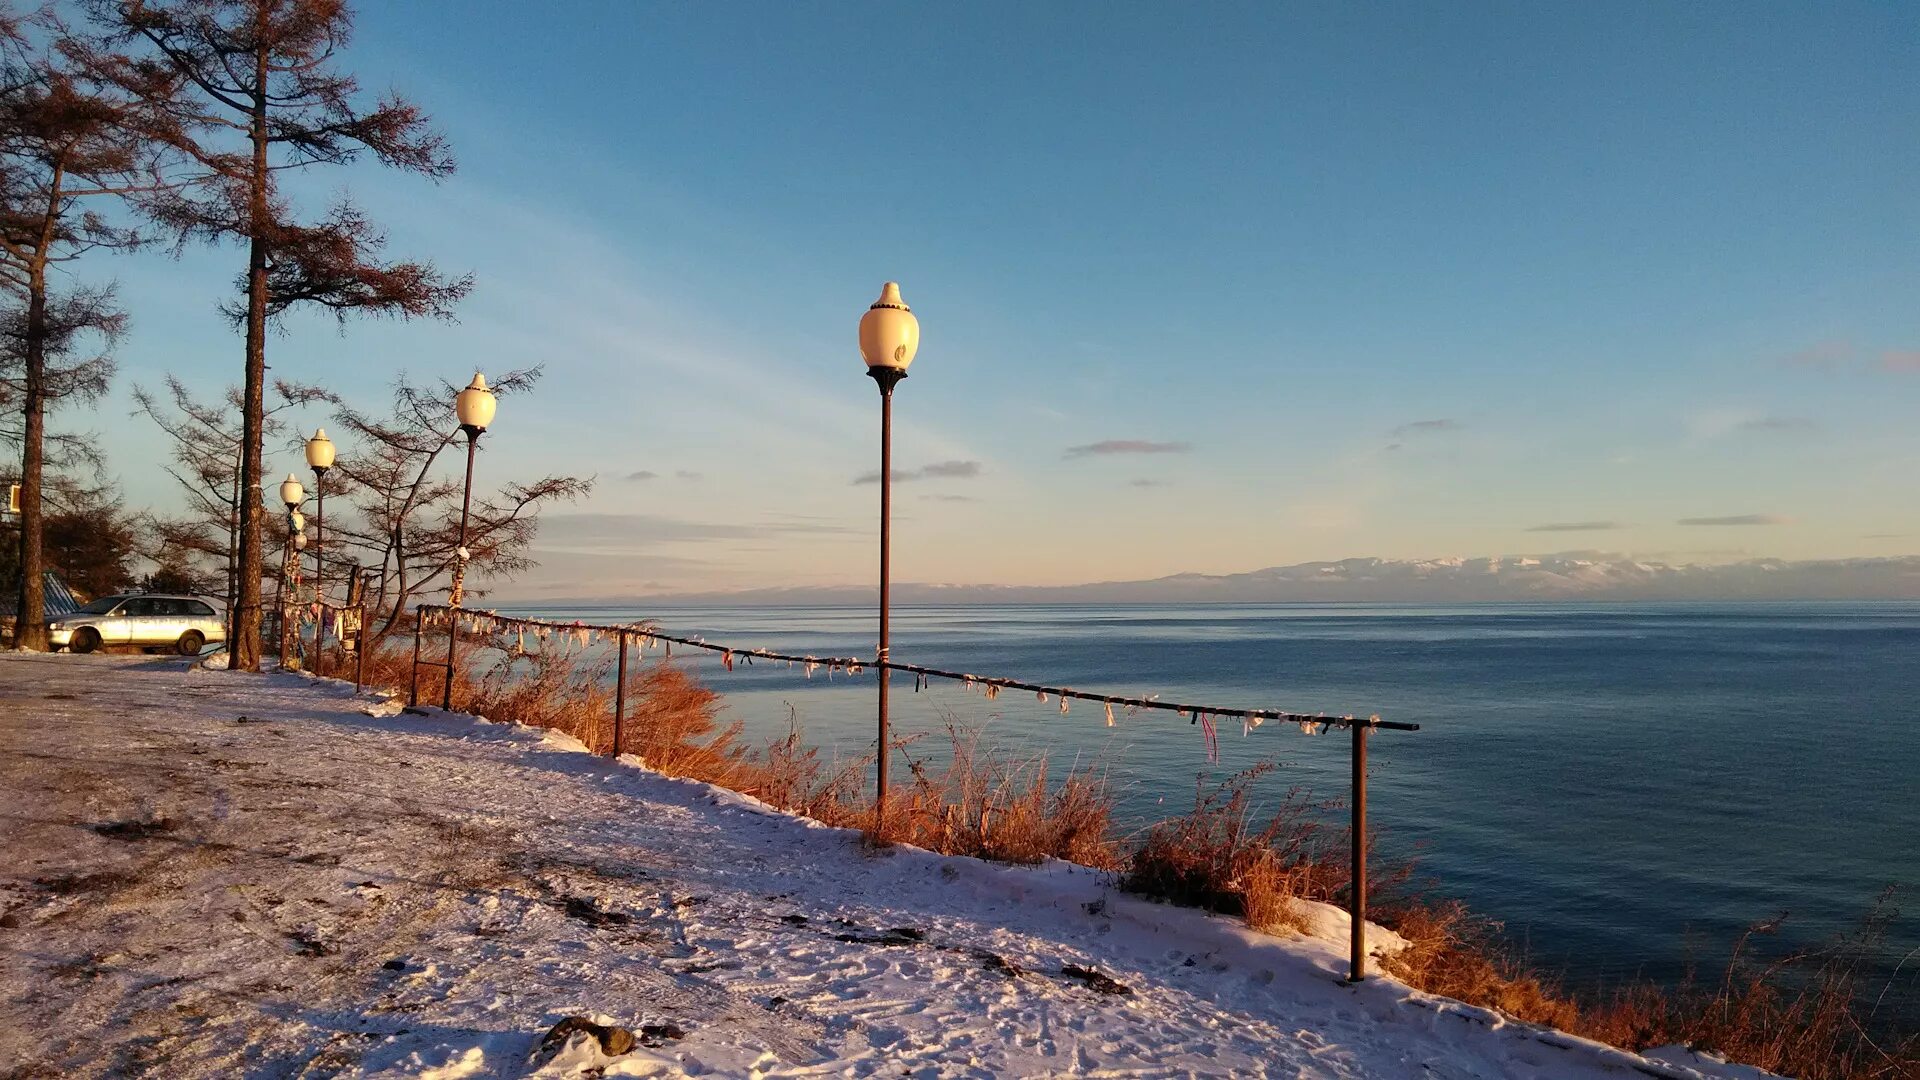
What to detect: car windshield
<box><xmin>72</xmin><ymin>596</ymin><xmax>126</xmax><ymax>615</ymax></box>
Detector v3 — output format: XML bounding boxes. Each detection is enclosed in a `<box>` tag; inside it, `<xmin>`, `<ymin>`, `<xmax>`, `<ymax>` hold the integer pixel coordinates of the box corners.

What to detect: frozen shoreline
<box><xmin>0</xmin><ymin>652</ymin><xmax>1771</xmax><ymax>1077</ymax></box>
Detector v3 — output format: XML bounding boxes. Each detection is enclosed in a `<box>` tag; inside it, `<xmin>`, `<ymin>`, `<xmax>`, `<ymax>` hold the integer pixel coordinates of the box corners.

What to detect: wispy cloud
<box><xmin>923</xmin><ymin>493</ymin><xmax>977</xmax><ymax>503</ymax></box>
<box><xmin>1883</xmin><ymin>350</ymin><xmax>1920</xmax><ymax>373</ymax></box>
<box><xmin>1735</xmin><ymin>416</ymin><xmax>1815</xmax><ymax>433</ymax></box>
<box><xmin>920</xmin><ymin>460</ymin><xmax>983</xmax><ymax>478</ymax></box>
<box><xmin>852</xmin><ymin>459</ymin><xmax>984</xmax><ymax>485</ymax></box>
<box><xmin>1390</xmin><ymin>418</ymin><xmax>1460</xmax><ymax>437</ymax></box>
<box><xmin>675</xmin><ymin>470</ymin><xmax>704</xmax><ymax>481</ymax></box>
<box><xmin>1065</xmin><ymin>439</ymin><xmax>1192</xmax><ymax>458</ymax></box>
<box><xmin>1678</xmin><ymin>514</ymin><xmax>1791</xmax><ymax>527</ymax></box>
<box><xmin>538</xmin><ymin>512</ymin><xmax>860</xmax><ymax>552</ymax></box>
<box><xmin>623</xmin><ymin>470</ymin><xmax>658</xmax><ymax>481</ymax></box>
<box><xmin>1526</xmin><ymin>521</ymin><xmax>1622</xmax><ymax>532</ymax></box>
<box><xmin>1689</xmin><ymin>408</ymin><xmax>1812</xmax><ymax>440</ymax></box>
<box><xmin>1128</xmin><ymin>478</ymin><xmax>1171</xmax><ymax>488</ymax></box>
<box><xmin>1781</xmin><ymin>340</ymin><xmax>1854</xmax><ymax>370</ymax></box>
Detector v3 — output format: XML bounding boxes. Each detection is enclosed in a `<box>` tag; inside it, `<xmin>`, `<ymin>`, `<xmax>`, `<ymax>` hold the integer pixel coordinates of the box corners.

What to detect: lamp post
<box><xmin>444</xmin><ymin>373</ymin><xmax>496</xmax><ymax>710</ymax></box>
<box><xmin>858</xmin><ymin>282</ymin><xmax>920</xmax><ymax>831</ymax></box>
<box><xmin>278</xmin><ymin>475</ymin><xmax>305</xmax><ymax>667</ymax></box>
<box><xmin>305</xmin><ymin>429</ymin><xmax>336</xmax><ymax>674</ymax></box>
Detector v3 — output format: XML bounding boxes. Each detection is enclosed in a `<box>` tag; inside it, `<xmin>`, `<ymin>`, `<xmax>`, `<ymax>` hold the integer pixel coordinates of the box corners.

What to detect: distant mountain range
<box><xmin>549</xmin><ymin>554</ymin><xmax>1920</xmax><ymax>607</ymax></box>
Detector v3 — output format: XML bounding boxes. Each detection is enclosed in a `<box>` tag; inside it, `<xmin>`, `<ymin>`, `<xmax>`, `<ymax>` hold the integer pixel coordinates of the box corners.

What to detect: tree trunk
<box><xmin>231</xmin><ymin>60</ymin><xmax>272</xmax><ymax>672</ymax></box>
<box><xmin>11</xmin><ymin>280</ymin><xmax>48</xmax><ymax>651</ymax></box>
<box><xmin>225</xmin><ymin>463</ymin><xmax>239</xmax><ymax>643</ymax></box>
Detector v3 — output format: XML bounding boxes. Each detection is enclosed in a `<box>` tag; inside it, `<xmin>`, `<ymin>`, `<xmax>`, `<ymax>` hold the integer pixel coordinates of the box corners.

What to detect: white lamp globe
<box><xmin>279</xmin><ymin>474</ymin><xmax>305</xmax><ymax>509</ymax></box>
<box><xmin>305</xmin><ymin>428</ymin><xmax>336</xmax><ymax>470</ymax></box>
<box><xmin>456</xmin><ymin>373</ymin><xmax>497</xmax><ymax>431</ymax></box>
<box><xmin>858</xmin><ymin>282</ymin><xmax>919</xmax><ymax>373</ymax></box>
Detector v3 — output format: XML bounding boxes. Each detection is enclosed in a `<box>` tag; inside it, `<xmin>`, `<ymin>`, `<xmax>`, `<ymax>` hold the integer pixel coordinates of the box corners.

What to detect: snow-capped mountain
<box><xmin>565</xmin><ymin>554</ymin><xmax>1920</xmax><ymax>606</ymax></box>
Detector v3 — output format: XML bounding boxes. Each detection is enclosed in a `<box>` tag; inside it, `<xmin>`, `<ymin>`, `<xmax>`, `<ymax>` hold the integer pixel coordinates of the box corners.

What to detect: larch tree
<box><xmin>89</xmin><ymin>0</ymin><xmax>469</xmax><ymax>671</ymax></box>
<box><xmin>0</xmin><ymin>6</ymin><xmax>184</xmax><ymax>649</ymax></box>
<box><xmin>131</xmin><ymin>373</ymin><xmax>334</xmax><ymax>632</ymax></box>
<box><xmin>325</xmin><ymin>368</ymin><xmax>590</xmax><ymax>649</ymax></box>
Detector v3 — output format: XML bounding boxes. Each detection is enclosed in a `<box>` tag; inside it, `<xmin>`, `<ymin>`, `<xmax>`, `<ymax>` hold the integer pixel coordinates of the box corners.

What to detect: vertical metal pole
<box><xmin>1349</xmin><ymin>719</ymin><xmax>1369</xmax><ymax>982</ymax></box>
<box><xmin>874</xmin><ymin>379</ymin><xmax>896</xmax><ymax>830</ymax></box>
<box><xmin>613</xmin><ymin>631</ymin><xmax>628</xmax><ymax>758</ymax></box>
<box><xmin>354</xmin><ymin>605</ymin><xmax>366</xmax><ymax>692</ymax></box>
<box><xmin>408</xmin><ymin>605</ymin><xmax>424</xmax><ymax>706</ymax></box>
<box><xmin>312</xmin><ymin>475</ymin><xmax>326</xmax><ymax>677</ymax></box>
<box><xmin>277</xmin><ymin>538</ymin><xmax>293</xmax><ymax>667</ymax></box>
<box><xmin>443</xmin><ymin>431</ymin><xmax>479</xmax><ymax>711</ymax></box>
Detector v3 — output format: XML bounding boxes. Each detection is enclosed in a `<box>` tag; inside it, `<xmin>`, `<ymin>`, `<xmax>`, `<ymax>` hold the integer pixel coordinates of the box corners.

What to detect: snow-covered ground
<box><xmin>0</xmin><ymin>653</ymin><xmax>1772</xmax><ymax>1078</ymax></box>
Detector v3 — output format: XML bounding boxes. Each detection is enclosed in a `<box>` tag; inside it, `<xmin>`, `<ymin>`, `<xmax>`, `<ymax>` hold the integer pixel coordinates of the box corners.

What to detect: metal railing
<box><xmin>407</xmin><ymin>602</ymin><xmax>1418</xmax><ymax>981</ymax></box>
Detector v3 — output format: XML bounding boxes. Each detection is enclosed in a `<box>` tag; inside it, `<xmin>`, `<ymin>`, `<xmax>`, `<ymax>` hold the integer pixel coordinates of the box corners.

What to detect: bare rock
<box><xmin>538</xmin><ymin>1015</ymin><xmax>635</xmax><ymax>1058</ymax></box>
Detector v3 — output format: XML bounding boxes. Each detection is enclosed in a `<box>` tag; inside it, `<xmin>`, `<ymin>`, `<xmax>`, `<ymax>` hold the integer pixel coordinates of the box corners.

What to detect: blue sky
<box><xmin>82</xmin><ymin>2</ymin><xmax>1920</xmax><ymax>597</ymax></box>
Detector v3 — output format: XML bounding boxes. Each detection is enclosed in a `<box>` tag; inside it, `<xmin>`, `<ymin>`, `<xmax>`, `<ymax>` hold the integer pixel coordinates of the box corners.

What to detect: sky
<box><xmin>71</xmin><ymin>2</ymin><xmax>1920</xmax><ymax>599</ymax></box>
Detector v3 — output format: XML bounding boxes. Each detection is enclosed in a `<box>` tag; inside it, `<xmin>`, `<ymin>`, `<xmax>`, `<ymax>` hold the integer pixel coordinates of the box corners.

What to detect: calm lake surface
<box><xmin>499</xmin><ymin>600</ymin><xmax>1920</xmax><ymax>1012</ymax></box>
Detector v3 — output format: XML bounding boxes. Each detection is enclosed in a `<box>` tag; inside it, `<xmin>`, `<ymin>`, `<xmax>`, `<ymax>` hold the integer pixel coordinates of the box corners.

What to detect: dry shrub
<box><xmin>1240</xmin><ymin>850</ymin><xmax>1311</xmax><ymax>935</ymax></box>
<box><xmin>732</xmin><ymin>714</ymin><xmax>872</xmax><ymax>827</ymax></box>
<box><xmin>1121</xmin><ymin>763</ymin><xmax>1342</xmax><ymax>933</ymax></box>
<box><xmin>610</xmin><ymin>662</ymin><xmax>741</xmax><ymax>780</ymax></box>
<box><xmin>1575</xmin><ymin>893</ymin><xmax>1919</xmax><ymax>1080</ymax></box>
<box><xmin>1378</xmin><ymin>898</ymin><xmax>1582</xmax><ymax>1031</ymax></box>
<box><xmin>1376</xmin><ymin>891</ymin><xmax>1920</xmax><ymax>1080</ymax></box>
<box><xmin>863</xmin><ymin>724</ymin><xmax>1123</xmax><ymax>870</ymax></box>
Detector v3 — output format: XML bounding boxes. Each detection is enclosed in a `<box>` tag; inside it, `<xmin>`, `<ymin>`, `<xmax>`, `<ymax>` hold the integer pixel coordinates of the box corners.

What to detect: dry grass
<box><xmin>1120</xmin><ymin>763</ymin><xmax>1360</xmax><ymax>935</ymax></box>
<box><xmin>353</xmin><ymin>631</ymin><xmax>1918</xmax><ymax>1078</ymax></box>
<box><xmin>868</xmin><ymin>723</ymin><xmax>1125</xmax><ymax>870</ymax></box>
<box><xmin>1376</xmin><ymin>898</ymin><xmax>1583</xmax><ymax>1031</ymax></box>
<box><xmin>1374</xmin><ymin>892</ymin><xmax>1920</xmax><ymax>1079</ymax></box>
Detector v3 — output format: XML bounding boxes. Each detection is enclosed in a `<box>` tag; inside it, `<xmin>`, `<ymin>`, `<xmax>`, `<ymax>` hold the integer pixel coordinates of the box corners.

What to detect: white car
<box><xmin>48</xmin><ymin>594</ymin><xmax>228</xmax><ymax>656</ymax></box>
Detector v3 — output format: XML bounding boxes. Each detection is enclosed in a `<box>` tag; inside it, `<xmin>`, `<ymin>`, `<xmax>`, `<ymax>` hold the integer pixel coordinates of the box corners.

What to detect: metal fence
<box><xmin>406</xmin><ymin>602</ymin><xmax>1419</xmax><ymax>981</ymax></box>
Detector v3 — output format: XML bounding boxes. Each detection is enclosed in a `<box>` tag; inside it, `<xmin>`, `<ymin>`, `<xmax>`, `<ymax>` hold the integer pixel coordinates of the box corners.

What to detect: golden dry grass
<box><xmin>1120</xmin><ymin>763</ymin><xmax>1355</xmax><ymax>934</ymax></box>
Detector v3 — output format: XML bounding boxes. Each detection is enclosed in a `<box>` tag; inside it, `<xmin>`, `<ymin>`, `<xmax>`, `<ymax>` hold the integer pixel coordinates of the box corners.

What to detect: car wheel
<box><xmin>70</xmin><ymin>628</ymin><xmax>100</xmax><ymax>654</ymax></box>
<box><xmin>177</xmin><ymin>631</ymin><xmax>205</xmax><ymax>657</ymax></box>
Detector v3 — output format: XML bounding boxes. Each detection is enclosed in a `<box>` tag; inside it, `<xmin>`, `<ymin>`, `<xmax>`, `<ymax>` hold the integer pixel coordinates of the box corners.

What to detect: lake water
<box><xmin>498</xmin><ymin>600</ymin><xmax>1920</xmax><ymax>1016</ymax></box>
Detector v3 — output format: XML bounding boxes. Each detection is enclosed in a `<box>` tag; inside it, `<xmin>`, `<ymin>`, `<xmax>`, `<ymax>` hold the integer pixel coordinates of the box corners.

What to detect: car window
<box><xmin>186</xmin><ymin>601</ymin><xmax>216</xmax><ymax>617</ymax></box>
<box><xmin>121</xmin><ymin>598</ymin><xmax>156</xmax><ymax>617</ymax></box>
<box><xmin>154</xmin><ymin>599</ymin><xmax>185</xmax><ymax>616</ymax></box>
<box><xmin>74</xmin><ymin>596</ymin><xmax>124</xmax><ymax>615</ymax></box>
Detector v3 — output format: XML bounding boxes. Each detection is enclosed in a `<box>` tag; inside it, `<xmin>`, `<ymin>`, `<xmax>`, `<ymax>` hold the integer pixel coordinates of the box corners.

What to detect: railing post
<box><xmin>408</xmin><ymin>606</ymin><xmax>424</xmax><ymax>707</ymax></box>
<box><xmin>1349</xmin><ymin>718</ymin><xmax>1369</xmax><ymax>982</ymax></box>
<box><xmin>442</xmin><ymin>606</ymin><xmax>459</xmax><ymax>712</ymax></box>
<box><xmin>612</xmin><ymin>630</ymin><xmax>627</xmax><ymax>758</ymax></box>
<box><xmin>315</xmin><ymin>602</ymin><xmax>328</xmax><ymax>679</ymax></box>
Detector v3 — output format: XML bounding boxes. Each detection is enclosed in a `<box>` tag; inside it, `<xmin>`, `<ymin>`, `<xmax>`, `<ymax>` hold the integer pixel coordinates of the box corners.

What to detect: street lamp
<box><xmin>304</xmin><ymin>428</ymin><xmax>336</xmax><ymax>674</ymax></box>
<box><xmin>444</xmin><ymin>373</ymin><xmax>496</xmax><ymax>710</ymax></box>
<box><xmin>858</xmin><ymin>282</ymin><xmax>920</xmax><ymax>831</ymax></box>
<box><xmin>278</xmin><ymin>475</ymin><xmax>305</xmax><ymax>667</ymax></box>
